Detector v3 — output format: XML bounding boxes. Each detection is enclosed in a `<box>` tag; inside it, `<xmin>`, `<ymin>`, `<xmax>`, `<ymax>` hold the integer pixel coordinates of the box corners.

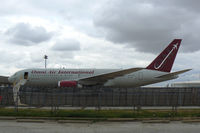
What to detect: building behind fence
<box><xmin>0</xmin><ymin>87</ymin><xmax>200</xmax><ymax>108</ymax></box>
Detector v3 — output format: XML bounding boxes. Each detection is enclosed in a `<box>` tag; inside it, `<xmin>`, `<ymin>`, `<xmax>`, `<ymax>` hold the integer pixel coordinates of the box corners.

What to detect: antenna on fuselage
<box><xmin>44</xmin><ymin>55</ymin><xmax>48</xmax><ymax>69</ymax></box>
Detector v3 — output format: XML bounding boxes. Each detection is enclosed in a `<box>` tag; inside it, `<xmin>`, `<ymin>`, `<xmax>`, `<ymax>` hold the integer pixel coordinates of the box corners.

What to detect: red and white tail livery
<box><xmin>146</xmin><ymin>39</ymin><xmax>181</xmax><ymax>72</ymax></box>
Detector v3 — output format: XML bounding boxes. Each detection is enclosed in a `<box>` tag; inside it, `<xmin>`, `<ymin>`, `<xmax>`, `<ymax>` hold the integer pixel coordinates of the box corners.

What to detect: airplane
<box><xmin>7</xmin><ymin>39</ymin><xmax>191</xmax><ymax>104</ymax></box>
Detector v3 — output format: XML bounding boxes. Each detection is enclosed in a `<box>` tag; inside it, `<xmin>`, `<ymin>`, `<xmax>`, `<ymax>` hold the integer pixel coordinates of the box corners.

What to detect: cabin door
<box><xmin>24</xmin><ymin>72</ymin><xmax>29</xmax><ymax>79</ymax></box>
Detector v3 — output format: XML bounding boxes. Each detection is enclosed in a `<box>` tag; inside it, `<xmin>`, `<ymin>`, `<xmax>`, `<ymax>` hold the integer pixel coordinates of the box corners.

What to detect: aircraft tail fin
<box><xmin>146</xmin><ymin>39</ymin><xmax>182</xmax><ymax>72</ymax></box>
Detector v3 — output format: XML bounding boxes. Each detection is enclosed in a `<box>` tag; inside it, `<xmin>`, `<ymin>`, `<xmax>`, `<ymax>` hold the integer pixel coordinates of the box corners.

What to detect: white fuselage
<box><xmin>8</xmin><ymin>68</ymin><xmax>176</xmax><ymax>88</ymax></box>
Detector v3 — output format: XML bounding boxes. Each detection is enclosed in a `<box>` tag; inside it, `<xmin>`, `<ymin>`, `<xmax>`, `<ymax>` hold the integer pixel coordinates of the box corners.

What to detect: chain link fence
<box><xmin>0</xmin><ymin>87</ymin><xmax>200</xmax><ymax>109</ymax></box>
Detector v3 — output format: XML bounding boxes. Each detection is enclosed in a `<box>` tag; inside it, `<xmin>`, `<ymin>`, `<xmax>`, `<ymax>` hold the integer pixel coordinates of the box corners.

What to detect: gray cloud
<box><xmin>153</xmin><ymin>0</ymin><xmax>200</xmax><ymax>13</ymax></box>
<box><xmin>94</xmin><ymin>0</ymin><xmax>200</xmax><ymax>53</ymax></box>
<box><xmin>5</xmin><ymin>23</ymin><xmax>53</xmax><ymax>46</ymax></box>
<box><xmin>51</xmin><ymin>39</ymin><xmax>81</xmax><ymax>51</ymax></box>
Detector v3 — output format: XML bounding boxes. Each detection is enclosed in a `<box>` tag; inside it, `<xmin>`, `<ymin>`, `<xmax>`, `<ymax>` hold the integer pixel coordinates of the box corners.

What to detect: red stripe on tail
<box><xmin>146</xmin><ymin>39</ymin><xmax>182</xmax><ymax>72</ymax></box>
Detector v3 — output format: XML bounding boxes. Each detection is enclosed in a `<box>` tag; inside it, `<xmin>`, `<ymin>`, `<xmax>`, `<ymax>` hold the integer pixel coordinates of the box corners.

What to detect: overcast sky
<box><xmin>1</xmin><ymin>0</ymin><xmax>200</xmax><ymax>86</ymax></box>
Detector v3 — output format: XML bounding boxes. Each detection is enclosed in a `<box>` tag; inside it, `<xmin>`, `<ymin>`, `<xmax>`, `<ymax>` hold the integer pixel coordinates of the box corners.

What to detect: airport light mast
<box><xmin>44</xmin><ymin>55</ymin><xmax>48</xmax><ymax>69</ymax></box>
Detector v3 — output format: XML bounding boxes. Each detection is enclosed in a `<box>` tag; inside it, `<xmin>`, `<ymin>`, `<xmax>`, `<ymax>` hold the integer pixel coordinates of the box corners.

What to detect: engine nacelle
<box><xmin>58</xmin><ymin>81</ymin><xmax>77</xmax><ymax>87</ymax></box>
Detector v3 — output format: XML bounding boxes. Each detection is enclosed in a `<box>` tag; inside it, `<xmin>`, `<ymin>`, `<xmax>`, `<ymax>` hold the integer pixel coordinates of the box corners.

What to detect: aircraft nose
<box><xmin>8</xmin><ymin>76</ymin><xmax>14</xmax><ymax>83</ymax></box>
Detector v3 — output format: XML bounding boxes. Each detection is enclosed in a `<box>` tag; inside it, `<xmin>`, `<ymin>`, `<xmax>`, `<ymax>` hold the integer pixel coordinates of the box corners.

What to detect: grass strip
<box><xmin>0</xmin><ymin>108</ymin><xmax>200</xmax><ymax>118</ymax></box>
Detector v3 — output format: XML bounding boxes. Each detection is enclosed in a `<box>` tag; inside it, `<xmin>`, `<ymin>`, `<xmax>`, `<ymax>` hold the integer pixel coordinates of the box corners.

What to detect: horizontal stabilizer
<box><xmin>156</xmin><ymin>69</ymin><xmax>192</xmax><ymax>78</ymax></box>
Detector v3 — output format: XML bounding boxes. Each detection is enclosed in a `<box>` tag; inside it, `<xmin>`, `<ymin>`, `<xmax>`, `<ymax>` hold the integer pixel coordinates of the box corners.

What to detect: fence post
<box><xmin>97</xmin><ymin>91</ymin><xmax>101</xmax><ymax>110</ymax></box>
<box><xmin>14</xmin><ymin>92</ymin><xmax>19</xmax><ymax>112</ymax></box>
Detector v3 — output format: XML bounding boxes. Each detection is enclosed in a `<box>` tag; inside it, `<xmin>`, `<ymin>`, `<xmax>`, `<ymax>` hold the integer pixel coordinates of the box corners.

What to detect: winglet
<box><xmin>146</xmin><ymin>39</ymin><xmax>182</xmax><ymax>72</ymax></box>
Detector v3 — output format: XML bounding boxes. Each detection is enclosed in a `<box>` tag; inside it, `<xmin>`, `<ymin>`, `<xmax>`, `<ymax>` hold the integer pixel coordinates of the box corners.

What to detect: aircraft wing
<box><xmin>78</xmin><ymin>67</ymin><xmax>144</xmax><ymax>85</ymax></box>
<box><xmin>156</xmin><ymin>69</ymin><xmax>192</xmax><ymax>79</ymax></box>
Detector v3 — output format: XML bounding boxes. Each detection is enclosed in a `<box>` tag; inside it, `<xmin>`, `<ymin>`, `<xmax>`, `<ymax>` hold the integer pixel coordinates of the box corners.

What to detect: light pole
<box><xmin>44</xmin><ymin>55</ymin><xmax>48</xmax><ymax>69</ymax></box>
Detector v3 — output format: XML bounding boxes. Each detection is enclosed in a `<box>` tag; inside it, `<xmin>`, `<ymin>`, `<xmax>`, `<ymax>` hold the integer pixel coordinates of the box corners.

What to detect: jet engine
<box><xmin>58</xmin><ymin>81</ymin><xmax>78</xmax><ymax>87</ymax></box>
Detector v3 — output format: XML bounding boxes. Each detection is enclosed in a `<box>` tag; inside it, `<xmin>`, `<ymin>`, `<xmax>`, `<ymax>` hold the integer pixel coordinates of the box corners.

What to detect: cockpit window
<box><xmin>12</xmin><ymin>73</ymin><xmax>17</xmax><ymax>77</ymax></box>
